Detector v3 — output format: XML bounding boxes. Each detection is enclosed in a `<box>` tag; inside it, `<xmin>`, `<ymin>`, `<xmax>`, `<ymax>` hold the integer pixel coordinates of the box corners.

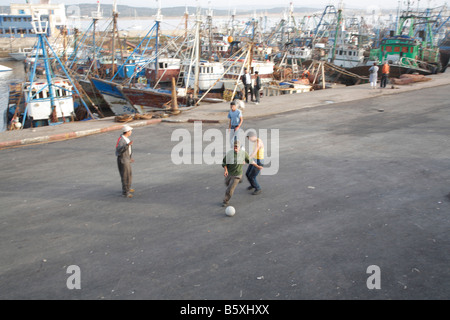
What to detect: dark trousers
<box><xmin>224</xmin><ymin>174</ymin><xmax>242</xmax><ymax>203</ymax></box>
<box><xmin>246</xmin><ymin>159</ymin><xmax>263</xmax><ymax>190</ymax></box>
<box><xmin>381</xmin><ymin>74</ymin><xmax>389</xmax><ymax>88</ymax></box>
<box><xmin>117</xmin><ymin>158</ymin><xmax>132</xmax><ymax>195</ymax></box>
<box><xmin>244</xmin><ymin>84</ymin><xmax>253</xmax><ymax>102</ymax></box>
<box><xmin>254</xmin><ymin>87</ymin><xmax>261</xmax><ymax>102</ymax></box>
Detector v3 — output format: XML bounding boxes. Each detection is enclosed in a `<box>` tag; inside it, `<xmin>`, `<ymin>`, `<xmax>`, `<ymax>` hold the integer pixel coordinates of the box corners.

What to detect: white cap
<box><xmin>123</xmin><ymin>125</ymin><xmax>133</xmax><ymax>133</ymax></box>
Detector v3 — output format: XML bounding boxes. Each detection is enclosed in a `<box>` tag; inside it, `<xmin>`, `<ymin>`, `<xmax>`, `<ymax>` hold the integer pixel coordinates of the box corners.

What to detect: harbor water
<box><xmin>0</xmin><ymin>59</ymin><xmax>25</xmax><ymax>132</ymax></box>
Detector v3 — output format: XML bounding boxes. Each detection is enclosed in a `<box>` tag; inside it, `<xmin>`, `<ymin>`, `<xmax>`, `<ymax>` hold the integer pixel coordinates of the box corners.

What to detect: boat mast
<box><xmin>331</xmin><ymin>3</ymin><xmax>343</xmax><ymax>64</ymax></box>
<box><xmin>154</xmin><ymin>1</ymin><xmax>162</xmax><ymax>85</ymax></box>
<box><xmin>231</xmin><ymin>9</ymin><xmax>236</xmax><ymax>39</ymax></box>
<box><xmin>92</xmin><ymin>1</ymin><xmax>102</xmax><ymax>77</ymax></box>
<box><xmin>111</xmin><ymin>0</ymin><xmax>118</xmax><ymax>79</ymax></box>
<box><xmin>194</xmin><ymin>5</ymin><xmax>201</xmax><ymax>98</ymax></box>
<box><xmin>37</xmin><ymin>19</ymin><xmax>56</xmax><ymax>113</ymax></box>
<box><xmin>184</xmin><ymin>6</ymin><xmax>189</xmax><ymax>39</ymax></box>
<box><xmin>207</xmin><ymin>3</ymin><xmax>213</xmax><ymax>59</ymax></box>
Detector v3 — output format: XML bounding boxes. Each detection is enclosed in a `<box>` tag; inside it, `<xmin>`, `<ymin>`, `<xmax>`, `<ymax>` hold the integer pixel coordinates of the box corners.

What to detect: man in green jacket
<box><xmin>222</xmin><ymin>141</ymin><xmax>263</xmax><ymax>206</ymax></box>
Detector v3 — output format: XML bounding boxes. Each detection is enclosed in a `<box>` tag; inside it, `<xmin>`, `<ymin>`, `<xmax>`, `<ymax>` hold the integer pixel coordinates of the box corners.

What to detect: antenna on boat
<box><xmin>207</xmin><ymin>1</ymin><xmax>214</xmax><ymax>58</ymax></box>
<box><xmin>153</xmin><ymin>0</ymin><xmax>163</xmax><ymax>86</ymax></box>
<box><xmin>184</xmin><ymin>5</ymin><xmax>189</xmax><ymax>38</ymax></box>
<box><xmin>155</xmin><ymin>0</ymin><xmax>163</xmax><ymax>22</ymax></box>
<box><xmin>90</xmin><ymin>1</ymin><xmax>102</xmax><ymax>77</ymax></box>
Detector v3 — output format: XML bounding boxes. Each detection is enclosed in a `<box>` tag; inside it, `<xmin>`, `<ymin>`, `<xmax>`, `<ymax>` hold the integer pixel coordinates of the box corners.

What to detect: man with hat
<box><xmin>116</xmin><ymin>125</ymin><xmax>135</xmax><ymax>198</ymax></box>
<box><xmin>222</xmin><ymin>140</ymin><xmax>263</xmax><ymax>206</ymax></box>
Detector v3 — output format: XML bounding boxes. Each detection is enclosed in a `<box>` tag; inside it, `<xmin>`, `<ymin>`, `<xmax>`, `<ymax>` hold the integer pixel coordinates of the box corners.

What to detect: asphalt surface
<box><xmin>0</xmin><ymin>85</ymin><xmax>449</xmax><ymax>300</ymax></box>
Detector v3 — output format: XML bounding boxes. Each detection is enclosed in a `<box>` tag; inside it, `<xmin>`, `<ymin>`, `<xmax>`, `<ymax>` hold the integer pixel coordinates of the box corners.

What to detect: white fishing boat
<box><xmin>287</xmin><ymin>46</ymin><xmax>313</xmax><ymax>61</ymax></box>
<box><xmin>9</xmin><ymin>47</ymin><xmax>33</xmax><ymax>61</ymax></box>
<box><xmin>329</xmin><ymin>44</ymin><xmax>366</xmax><ymax>68</ymax></box>
<box><xmin>182</xmin><ymin>60</ymin><xmax>225</xmax><ymax>91</ymax></box>
<box><xmin>223</xmin><ymin>58</ymin><xmax>274</xmax><ymax>82</ymax></box>
<box><xmin>0</xmin><ymin>64</ymin><xmax>12</xmax><ymax>72</ymax></box>
<box><xmin>24</xmin><ymin>79</ymin><xmax>75</xmax><ymax>123</ymax></box>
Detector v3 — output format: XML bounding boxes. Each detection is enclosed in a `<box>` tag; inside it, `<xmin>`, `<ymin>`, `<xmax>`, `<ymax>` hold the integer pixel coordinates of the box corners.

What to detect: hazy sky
<box><xmin>1</xmin><ymin>0</ymin><xmax>448</xmax><ymax>10</ymax></box>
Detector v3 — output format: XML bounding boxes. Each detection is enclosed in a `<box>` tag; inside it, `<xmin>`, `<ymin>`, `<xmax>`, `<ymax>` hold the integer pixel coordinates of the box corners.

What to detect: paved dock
<box><xmin>1</xmin><ymin>72</ymin><xmax>450</xmax><ymax>149</ymax></box>
<box><xmin>0</xmin><ymin>83</ymin><xmax>449</xmax><ymax>300</ymax></box>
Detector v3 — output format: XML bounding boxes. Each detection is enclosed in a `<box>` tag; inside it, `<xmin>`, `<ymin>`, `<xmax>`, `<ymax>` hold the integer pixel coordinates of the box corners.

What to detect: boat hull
<box><xmin>90</xmin><ymin>78</ymin><xmax>143</xmax><ymax>115</ymax></box>
<box><xmin>347</xmin><ymin>64</ymin><xmax>432</xmax><ymax>78</ymax></box>
<box><xmin>9</xmin><ymin>53</ymin><xmax>27</xmax><ymax>61</ymax></box>
<box><xmin>121</xmin><ymin>86</ymin><xmax>223</xmax><ymax>112</ymax></box>
<box><xmin>146</xmin><ymin>68</ymin><xmax>180</xmax><ymax>84</ymax></box>
<box><xmin>121</xmin><ymin>86</ymin><xmax>177</xmax><ymax>111</ymax></box>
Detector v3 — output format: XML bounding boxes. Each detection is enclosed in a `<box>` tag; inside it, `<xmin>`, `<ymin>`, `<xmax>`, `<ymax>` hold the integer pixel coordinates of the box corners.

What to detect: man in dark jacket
<box><xmin>241</xmin><ymin>67</ymin><xmax>253</xmax><ymax>103</ymax></box>
<box><xmin>254</xmin><ymin>71</ymin><xmax>261</xmax><ymax>104</ymax></box>
<box><xmin>116</xmin><ymin>125</ymin><xmax>135</xmax><ymax>198</ymax></box>
<box><xmin>186</xmin><ymin>92</ymin><xmax>196</xmax><ymax>107</ymax></box>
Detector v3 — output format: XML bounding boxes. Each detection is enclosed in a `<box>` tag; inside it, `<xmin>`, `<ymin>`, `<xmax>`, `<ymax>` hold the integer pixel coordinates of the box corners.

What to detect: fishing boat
<box><xmin>348</xmin><ymin>35</ymin><xmax>441</xmax><ymax>77</ymax></box>
<box><xmin>0</xmin><ymin>65</ymin><xmax>12</xmax><ymax>72</ymax></box>
<box><xmin>182</xmin><ymin>60</ymin><xmax>225</xmax><ymax>92</ymax></box>
<box><xmin>201</xmin><ymin>36</ymin><xmax>231</xmax><ymax>57</ymax></box>
<box><xmin>6</xmin><ymin>15</ymin><xmax>92</xmax><ymax>129</ymax></box>
<box><xmin>95</xmin><ymin>6</ymin><xmax>226</xmax><ymax>114</ymax></box>
<box><xmin>287</xmin><ymin>46</ymin><xmax>313</xmax><ymax>62</ymax></box>
<box><xmin>9</xmin><ymin>47</ymin><xmax>34</xmax><ymax>61</ymax></box>
<box><xmin>6</xmin><ymin>79</ymin><xmax>76</xmax><ymax>128</ymax></box>
<box><xmin>348</xmin><ymin>11</ymin><xmax>444</xmax><ymax>77</ymax></box>
<box><xmin>89</xmin><ymin>77</ymin><xmax>142</xmax><ymax>115</ymax></box>
<box><xmin>145</xmin><ymin>57</ymin><xmax>181</xmax><ymax>84</ymax></box>
<box><xmin>223</xmin><ymin>58</ymin><xmax>274</xmax><ymax>82</ymax></box>
<box><xmin>116</xmin><ymin>54</ymin><xmax>148</xmax><ymax>79</ymax></box>
<box><xmin>438</xmin><ymin>32</ymin><xmax>450</xmax><ymax>72</ymax></box>
<box><xmin>328</xmin><ymin>43</ymin><xmax>366</xmax><ymax>68</ymax></box>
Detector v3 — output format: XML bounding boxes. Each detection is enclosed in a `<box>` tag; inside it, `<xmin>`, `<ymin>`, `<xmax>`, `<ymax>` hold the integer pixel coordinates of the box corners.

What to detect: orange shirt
<box><xmin>382</xmin><ymin>64</ymin><xmax>390</xmax><ymax>74</ymax></box>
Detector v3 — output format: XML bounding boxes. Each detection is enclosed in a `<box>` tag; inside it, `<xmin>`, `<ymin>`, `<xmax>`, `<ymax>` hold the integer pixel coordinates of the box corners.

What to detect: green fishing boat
<box><xmin>349</xmin><ymin>14</ymin><xmax>443</xmax><ymax>77</ymax></box>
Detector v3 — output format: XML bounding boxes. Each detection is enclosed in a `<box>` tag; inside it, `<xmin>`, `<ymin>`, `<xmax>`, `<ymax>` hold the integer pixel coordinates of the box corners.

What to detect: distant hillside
<box><xmin>72</xmin><ymin>5</ymin><xmax>322</xmax><ymax>17</ymax></box>
<box><xmin>0</xmin><ymin>4</ymin><xmax>394</xmax><ymax>18</ymax></box>
<box><xmin>0</xmin><ymin>4</ymin><xmax>321</xmax><ymax>17</ymax></box>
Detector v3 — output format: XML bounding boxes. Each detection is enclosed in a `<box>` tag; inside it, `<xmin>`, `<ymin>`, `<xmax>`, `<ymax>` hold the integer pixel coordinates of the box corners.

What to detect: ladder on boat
<box><xmin>8</xmin><ymin>83</ymin><xmax>23</xmax><ymax>107</ymax></box>
<box><xmin>176</xmin><ymin>70</ymin><xmax>185</xmax><ymax>87</ymax></box>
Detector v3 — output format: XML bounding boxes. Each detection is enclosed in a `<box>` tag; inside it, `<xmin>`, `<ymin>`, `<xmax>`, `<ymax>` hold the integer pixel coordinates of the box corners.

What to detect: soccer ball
<box><xmin>225</xmin><ymin>206</ymin><xmax>236</xmax><ymax>217</ymax></box>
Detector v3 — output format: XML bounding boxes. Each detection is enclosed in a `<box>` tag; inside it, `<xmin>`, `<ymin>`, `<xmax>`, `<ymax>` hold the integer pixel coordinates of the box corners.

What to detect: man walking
<box><xmin>241</xmin><ymin>67</ymin><xmax>253</xmax><ymax>103</ymax></box>
<box><xmin>116</xmin><ymin>125</ymin><xmax>135</xmax><ymax>198</ymax></box>
<box><xmin>222</xmin><ymin>141</ymin><xmax>263</xmax><ymax>206</ymax></box>
<box><xmin>228</xmin><ymin>101</ymin><xmax>243</xmax><ymax>148</ymax></box>
<box><xmin>245</xmin><ymin>132</ymin><xmax>264</xmax><ymax>195</ymax></box>
<box><xmin>254</xmin><ymin>71</ymin><xmax>261</xmax><ymax>104</ymax></box>
<box><xmin>380</xmin><ymin>61</ymin><xmax>390</xmax><ymax>88</ymax></box>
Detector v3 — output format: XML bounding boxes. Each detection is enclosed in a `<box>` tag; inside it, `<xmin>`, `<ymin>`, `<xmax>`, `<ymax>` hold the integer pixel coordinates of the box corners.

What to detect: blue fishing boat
<box><xmin>5</xmin><ymin>14</ymin><xmax>92</xmax><ymax>130</ymax></box>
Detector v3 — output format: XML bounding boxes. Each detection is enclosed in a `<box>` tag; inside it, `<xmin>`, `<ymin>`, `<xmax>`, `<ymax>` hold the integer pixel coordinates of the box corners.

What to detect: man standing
<box><xmin>241</xmin><ymin>67</ymin><xmax>253</xmax><ymax>103</ymax></box>
<box><xmin>228</xmin><ymin>101</ymin><xmax>243</xmax><ymax>148</ymax></box>
<box><xmin>380</xmin><ymin>61</ymin><xmax>390</xmax><ymax>88</ymax></box>
<box><xmin>254</xmin><ymin>71</ymin><xmax>261</xmax><ymax>104</ymax></box>
<box><xmin>116</xmin><ymin>125</ymin><xmax>135</xmax><ymax>198</ymax></box>
<box><xmin>369</xmin><ymin>62</ymin><xmax>379</xmax><ymax>89</ymax></box>
<box><xmin>222</xmin><ymin>141</ymin><xmax>263</xmax><ymax>206</ymax></box>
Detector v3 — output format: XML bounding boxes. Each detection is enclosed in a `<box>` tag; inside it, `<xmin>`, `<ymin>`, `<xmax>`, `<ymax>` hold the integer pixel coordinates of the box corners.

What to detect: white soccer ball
<box><xmin>225</xmin><ymin>206</ymin><xmax>236</xmax><ymax>217</ymax></box>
